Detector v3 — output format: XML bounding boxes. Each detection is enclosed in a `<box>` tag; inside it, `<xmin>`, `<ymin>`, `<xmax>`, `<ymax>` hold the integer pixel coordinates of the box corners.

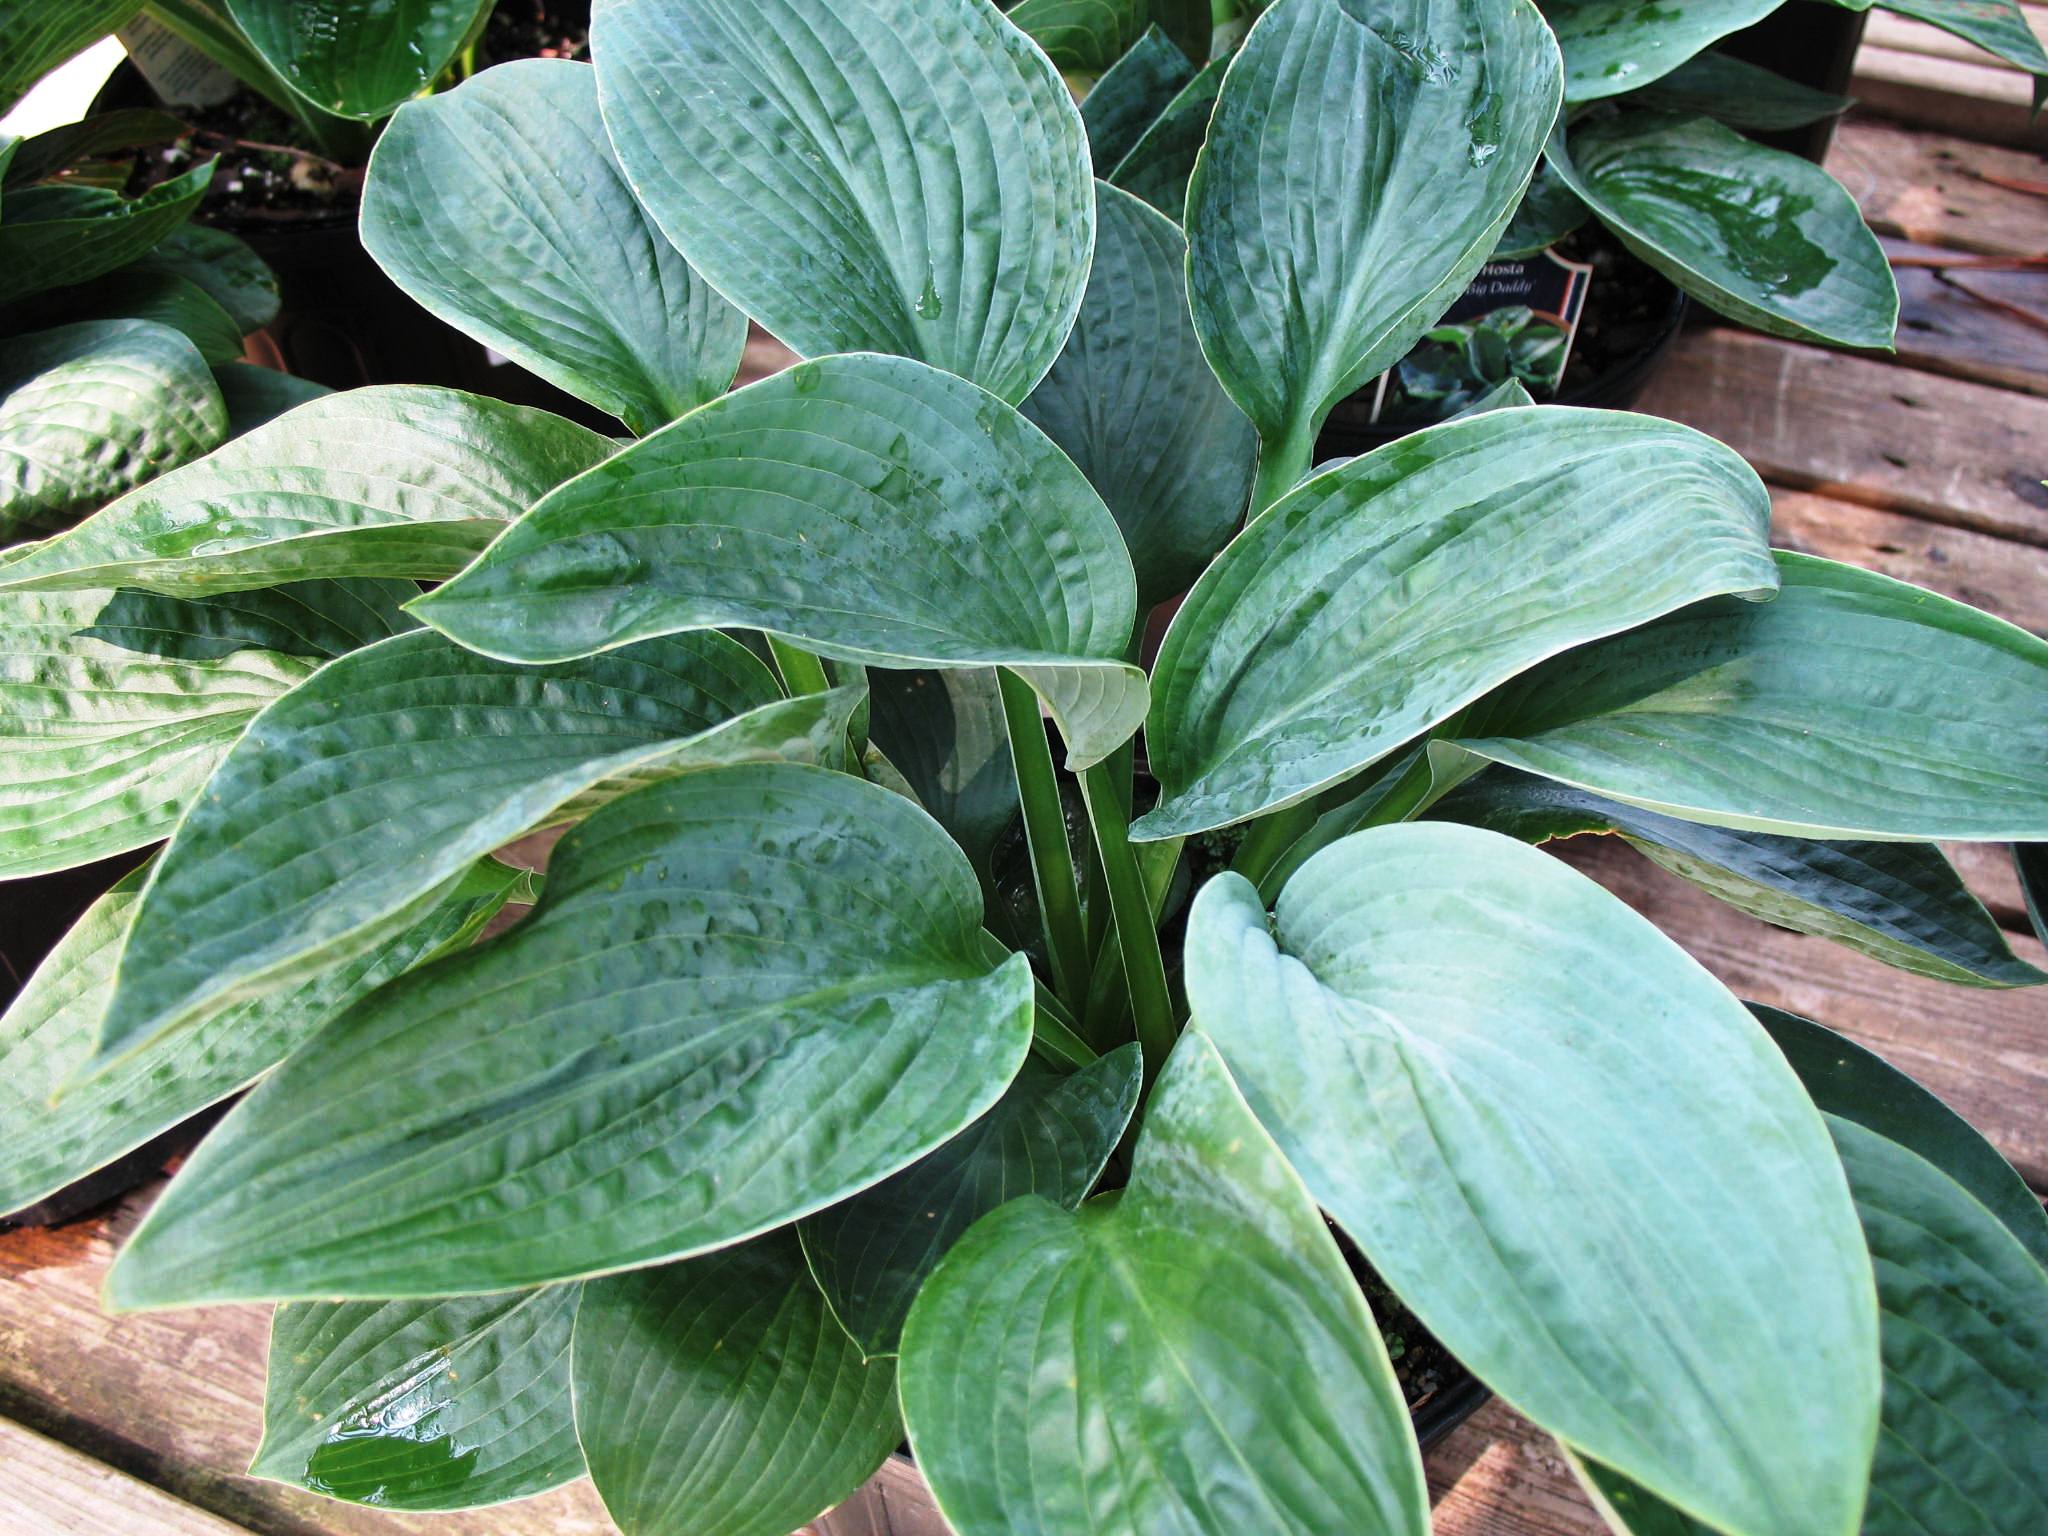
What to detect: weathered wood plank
<box><xmin>1427</xmin><ymin>1400</ymin><xmax>1604</xmax><ymax>1536</ymax></box>
<box><xmin>1636</xmin><ymin>327</ymin><xmax>2048</xmax><ymax>545</ymax></box>
<box><xmin>1826</xmin><ymin>118</ymin><xmax>2048</xmax><ymax>256</ymax></box>
<box><xmin>1853</xmin><ymin>45</ymin><xmax>2047</xmax><ymax>149</ymax></box>
<box><xmin>1767</xmin><ymin>485</ymin><xmax>2048</xmax><ymax>634</ymax></box>
<box><xmin>0</xmin><ymin>1199</ymin><xmax>613</xmax><ymax>1536</ymax></box>
<box><xmin>1864</xmin><ymin>6</ymin><xmax>2048</xmax><ymax>69</ymax></box>
<box><xmin>1562</xmin><ymin>837</ymin><xmax>2048</xmax><ymax>1191</ymax></box>
<box><xmin>0</xmin><ymin>1417</ymin><xmax>257</xmax><ymax>1536</ymax></box>
<box><xmin>1880</xmin><ymin>237</ymin><xmax>2048</xmax><ymax>397</ymax></box>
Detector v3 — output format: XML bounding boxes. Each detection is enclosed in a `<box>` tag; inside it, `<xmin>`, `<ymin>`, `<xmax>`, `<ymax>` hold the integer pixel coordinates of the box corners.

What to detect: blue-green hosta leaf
<box><xmin>1010</xmin><ymin>0</ymin><xmax>1165</xmax><ymax>71</ymax></box>
<box><xmin>1107</xmin><ymin>57</ymin><xmax>1222</xmax><ymax>219</ymax></box>
<box><xmin>1756</xmin><ymin>1005</ymin><xmax>2048</xmax><ymax>1271</ymax></box>
<box><xmin>1022</xmin><ymin>182</ymin><xmax>1255</xmax><ymax>605</ymax></box>
<box><xmin>224</xmin><ymin>0</ymin><xmax>493</xmax><ymax>120</ymax></box>
<box><xmin>1577</xmin><ymin>1113</ymin><xmax>2048</xmax><ymax>1536</ymax></box>
<box><xmin>1436</xmin><ymin>770</ymin><xmax>2045</xmax><ymax>987</ymax></box>
<box><xmin>1</xmin><ymin>320</ymin><xmax>228</xmax><ymax>542</ymax></box>
<box><xmin>0</xmin><ymin>164</ymin><xmax>213</xmax><ymax>304</ymax></box>
<box><xmin>0</xmin><ymin>858</ymin><xmax>522</xmax><ymax>1233</ymax></box>
<box><xmin>592</xmin><ymin>0</ymin><xmax>1093</xmax><ymax>407</ymax></box>
<box><xmin>866</xmin><ymin>667</ymin><xmax>1017</xmax><ymax>878</ymax></box>
<box><xmin>1135</xmin><ymin>406</ymin><xmax>1775</xmax><ymax>840</ymax></box>
<box><xmin>800</xmin><ymin>1044</ymin><xmax>1142</xmax><ymax>1357</ymax></box>
<box><xmin>0</xmin><ymin>580</ymin><xmax>416</xmax><ymax>879</ymax></box>
<box><xmin>212</xmin><ymin>364</ymin><xmax>331</xmax><ymax>438</ymax></box>
<box><xmin>574</xmin><ymin>1233</ymin><xmax>901</xmax><ymax>1536</ymax></box>
<box><xmin>1184</xmin><ymin>0</ymin><xmax>1561</xmax><ymax>455</ymax></box>
<box><xmin>104</xmin><ymin>765</ymin><xmax>1036</xmax><ymax>1307</ymax></box>
<box><xmin>47</xmin><ymin>272</ymin><xmax>245</xmax><ymax>366</ymax></box>
<box><xmin>129</xmin><ymin>224</ymin><xmax>281</xmax><ymax>335</ymax></box>
<box><xmin>1538</xmin><ymin>1</ymin><xmax>1780</xmax><ymax>100</ymax></box>
<box><xmin>1451</xmin><ymin>553</ymin><xmax>2048</xmax><ymax>841</ymax></box>
<box><xmin>1550</xmin><ymin>110</ymin><xmax>1897</xmax><ymax>351</ymax></box>
<box><xmin>1632</xmin><ymin>51</ymin><xmax>1856</xmax><ymax>131</ymax></box>
<box><xmin>1081</xmin><ymin>25</ymin><xmax>1195</xmax><ymax>169</ymax></box>
<box><xmin>1185</xmin><ymin>823</ymin><xmax>1879</xmax><ymax>1536</ymax></box>
<box><xmin>362</xmin><ymin>58</ymin><xmax>747</xmax><ymax>436</ymax></box>
<box><xmin>0</xmin><ymin>0</ymin><xmax>140</xmax><ymax>115</ymax></box>
<box><xmin>88</xmin><ymin>629</ymin><xmax>854</xmax><ymax>1068</ymax></box>
<box><xmin>0</xmin><ymin>386</ymin><xmax>611</xmax><ymax>594</ymax></box>
<box><xmin>414</xmin><ymin>353</ymin><xmax>1146</xmax><ymax>767</ymax></box>
<box><xmin>254</xmin><ymin>1285</ymin><xmax>583</xmax><ymax>1511</ymax></box>
<box><xmin>899</xmin><ymin>1029</ymin><xmax>1430</xmax><ymax>1536</ymax></box>
<box><xmin>1492</xmin><ymin>156</ymin><xmax>1589</xmax><ymax>257</ymax></box>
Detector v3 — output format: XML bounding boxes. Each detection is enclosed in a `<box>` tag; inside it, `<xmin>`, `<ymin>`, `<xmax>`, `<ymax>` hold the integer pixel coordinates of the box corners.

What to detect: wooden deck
<box><xmin>3</xmin><ymin>103</ymin><xmax>2045</xmax><ymax>1536</ymax></box>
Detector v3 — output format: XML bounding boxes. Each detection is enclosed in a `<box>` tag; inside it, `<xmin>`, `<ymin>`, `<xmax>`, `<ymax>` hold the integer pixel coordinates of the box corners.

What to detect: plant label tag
<box><xmin>117</xmin><ymin>17</ymin><xmax>243</xmax><ymax>109</ymax></box>
<box><xmin>1365</xmin><ymin>246</ymin><xmax>1594</xmax><ymax>425</ymax></box>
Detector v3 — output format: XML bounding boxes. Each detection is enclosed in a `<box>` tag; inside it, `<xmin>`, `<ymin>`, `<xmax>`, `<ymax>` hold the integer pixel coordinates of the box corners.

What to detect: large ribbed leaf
<box><xmin>899</xmin><ymin>1029</ymin><xmax>1429</xmax><ymax>1536</ymax></box>
<box><xmin>1081</xmin><ymin>25</ymin><xmax>1194</xmax><ymax>170</ymax></box>
<box><xmin>1</xmin><ymin>319</ymin><xmax>227</xmax><ymax>542</ymax></box>
<box><xmin>0</xmin><ymin>858</ymin><xmax>522</xmax><ymax>1215</ymax></box>
<box><xmin>1551</xmin><ymin>110</ymin><xmax>1897</xmax><ymax>351</ymax></box>
<box><xmin>1579</xmin><ymin>1113</ymin><xmax>2048</xmax><ymax>1536</ymax></box>
<box><xmin>1106</xmin><ymin>58</ymin><xmax>1222</xmax><ymax>219</ymax></box>
<box><xmin>414</xmin><ymin>354</ymin><xmax>1146</xmax><ymax>766</ymax></box>
<box><xmin>1135</xmin><ymin>407</ymin><xmax>1775</xmax><ymax>840</ymax></box>
<box><xmin>1632</xmin><ymin>51</ymin><xmax>1855</xmax><ymax>131</ymax></box>
<box><xmin>1185</xmin><ymin>824</ymin><xmax>1879</xmax><ymax>1536</ymax></box>
<box><xmin>0</xmin><ymin>0</ymin><xmax>140</xmax><ymax>115</ymax></box>
<box><xmin>0</xmin><ymin>580</ymin><xmax>416</xmax><ymax>878</ymax></box>
<box><xmin>592</xmin><ymin>0</ymin><xmax>1093</xmax><ymax>406</ymax></box>
<box><xmin>0</xmin><ymin>165</ymin><xmax>212</xmax><ymax>304</ymax></box>
<box><xmin>225</xmin><ymin>0</ymin><xmax>492</xmax><ymax>120</ymax></box>
<box><xmin>1537</xmin><ymin>1</ymin><xmax>1778</xmax><ymax>100</ymax></box>
<box><xmin>574</xmin><ymin>1234</ymin><xmax>902</xmax><ymax>1536</ymax></box>
<box><xmin>1436</xmin><ymin>770</ymin><xmax>2045</xmax><ymax>987</ymax></box>
<box><xmin>1451</xmin><ymin>553</ymin><xmax>2048</xmax><ymax>841</ymax></box>
<box><xmin>865</xmin><ymin>667</ymin><xmax>1017</xmax><ymax>880</ymax></box>
<box><xmin>800</xmin><ymin>1044</ymin><xmax>1142</xmax><ymax>1357</ymax></box>
<box><xmin>129</xmin><ymin>224</ymin><xmax>281</xmax><ymax>335</ymax></box>
<box><xmin>104</xmin><ymin>766</ymin><xmax>1036</xmax><ymax>1307</ymax></box>
<box><xmin>0</xmin><ymin>386</ymin><xmax>611</xmax><ymax>594</ymax></box>
<box><xmin>1022</xmin><ymin>183</ymin><xmax>1254</xmax><ymax>604</ymax></box>
<box><xmin>1184</xmin><ymin>0</ymin><xmax>1560</xmax><ymax>472</ymax></box>
<box><xmin>88</xmin><ymin>629</ymin><xmax>850</xmax><ymax>1068</ymax></box>
<box><xmin>254</xmin><ymin>1285</ymin><xmax>581</xmax><ymax>1511</ymax></box>
<box><xmin>362</xmin><ymin>59</ymin><xmax>747</xmax><ymax>435</ymax></box>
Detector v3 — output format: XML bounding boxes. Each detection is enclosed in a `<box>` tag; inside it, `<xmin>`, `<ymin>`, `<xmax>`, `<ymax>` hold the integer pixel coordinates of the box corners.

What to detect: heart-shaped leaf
<box><xmin>130</xmin><ymin>224</ymin><xmax>281</xmax><ymax>334</ymax></box>
<box><xmin>2</xmin><ymin>319</ymin><xmax>228</xmax><ymax>541</ymax></box>
<box><xmin>1550</xmin><ymin>110</ymin><xmax>1897</xmax><ymax>351</ymax></box>
<box><xmin>0</xmin><ymin>857</ymin><xmax>523</xmax><ymax>1216</ymax></box>
<box><xmin>800</xmin><ymin>1043</ymin><xmax>1142</xmax><ymax>1357</ymax></box>
<box><xmin>899</xmin><ymin>1029</ymin><xmax>1430</xmax><ymax>1536</ymax></box>
<box><xmin>1451</xmin><ymin>553</ymin><xmax>2048</xmax><ymax>841</ymax></box>
<box><xmin>1185</xmin><ymin>823</ymin><xmax>1879</xmax><ymax>1536</ymax></box>
<box><xmin>225</xmin><ymin>0</ymin><xmax>493</xmax><ymax>120</ymax></box>
<box><xmin>1632</xmin><ymin>51</ymin><xmax>1854</xmax><ymax>131</ymax></box>
<box><xmin>1081</xmin><ymin>25</ymin><xmax>1195</xmax><ymax>170</ymax></box>
<box><xmin>1136</xmin><ymin>406</ymin><xmax>1776</xmax><ymax>840</ymax></box>
<box><xmin>1022</xmin><ymin>182</ymin><xmax>1255</xmax><ymax>605</ymax></box>
<box><xmin>414</xmin><ymin>353</ymin><xmax>1146</xmax><ymax>766</ymax></box>
<box><xmin>1537</xmin><ymin>1</ymin><xmax>1779</xmax><ymax>100</ymax></box>
<box><xmin>573</xmin><ymin>1233</ymin><xmax>901</xmax><ymax>1536</ymax></box>
<box><xmin>0</xmin><ymin>164</ymin><xmax>213</xmax><ymax>304</ymax></box>
<box><xmin>1436</xmin><ymin>770</ymin><xmax>2045</xmax><ymax>987</ymax></box>
<box><xmin>592</xmin><ymin>0</ymin><xmax>1093</xmax><ymax>406</ymax></box>
<box><xmin>254</xmin><ymin>1285</ymin><xmax>583</xmax><ymax>1510</ymax></box>
<box><xmin>1184</xmin><ymin>0</ymin><xmax>1561</xmax><ymax>471</ymax></box>
<box><xmin>0</xmin><ymin>580</ymin><xmax>416</xmax><ymax>878</ymax></box>
<box><xmin>0</xmin><ymin>386</ymin><xmax>612</xmax><ymax>594</ymax></box>
<box><xmin>105</xmin><ymin>764</ymin><xmax>1035</xmax><ymax>1307</ymax></box>
<box><xmin>0</xmin><ymin>0</ymin><xmax>141</xmax><ymax>115</ymax></box>
<box><xmin>362</xmin><ymin>58</ymin><xmax>748</xmax><ymax>435</ymax></box>
<box><xmin>89</xmin><ymin>629</ymin><xmax>850</xmax><ymax>1068</ymax></box>
<box><xmin>1107</xmin><ymin>57</ymin><xmax>1222</xmax><ymax>219</ymax></box>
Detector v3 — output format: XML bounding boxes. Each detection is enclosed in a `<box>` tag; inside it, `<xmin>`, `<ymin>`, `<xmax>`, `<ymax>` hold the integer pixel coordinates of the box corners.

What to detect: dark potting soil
<box><xmin>123</xmin><ymin>1</ymin><xmax>592</xmax><ymax>222</ymax></box>
<box><xmin>1550</xmin><ymin>220</ymin><xmax>1684</xmax><ymax>398</ymax></box>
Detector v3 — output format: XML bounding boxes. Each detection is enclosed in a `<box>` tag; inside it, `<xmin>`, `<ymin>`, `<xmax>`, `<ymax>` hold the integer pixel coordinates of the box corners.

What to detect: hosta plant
<box><xmin>2</xmin><ymin>2</ymin><xmax>2046</xmax><ymax>1535</ymax></box>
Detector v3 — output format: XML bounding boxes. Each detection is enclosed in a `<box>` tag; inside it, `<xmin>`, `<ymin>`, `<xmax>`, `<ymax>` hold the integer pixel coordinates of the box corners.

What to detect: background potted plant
<box><xmin>2</xmin><ymin>0</ymin><xmax>2046</xmax><ymax>1532</ymax></box>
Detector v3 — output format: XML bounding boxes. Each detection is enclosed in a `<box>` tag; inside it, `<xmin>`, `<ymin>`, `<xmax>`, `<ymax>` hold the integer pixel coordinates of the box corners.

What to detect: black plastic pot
<box><xmin>1720</xmin><ymin>0</ymin><xmax>1869</xmax><ymax>164</ymax></box>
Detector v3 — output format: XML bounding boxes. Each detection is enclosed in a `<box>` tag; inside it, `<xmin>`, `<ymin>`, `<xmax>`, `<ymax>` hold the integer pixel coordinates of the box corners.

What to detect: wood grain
<box><xmin>1827</xmin><ymin>118</ymin><xmax>2048</xmax><ymax>257</ymax></box>
<box><xmin>0</xmin><ymin>1417</ymin><xmax>257</xmax><ymax>1536</ymax></box>
<box><xmin>1853</xmin><ymin>46</ymin><xmax>2047</xmax><ymax>148</ymax></box>
<box><xmin>1881</xmin><ymin>236</ymin><xmax>2048</xmax><ymax>397</ymax></box>
<box><xmin>1636</xmin><ymin>327</ymin><xmax>2048</xmax><ymax>545</ymax></box>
